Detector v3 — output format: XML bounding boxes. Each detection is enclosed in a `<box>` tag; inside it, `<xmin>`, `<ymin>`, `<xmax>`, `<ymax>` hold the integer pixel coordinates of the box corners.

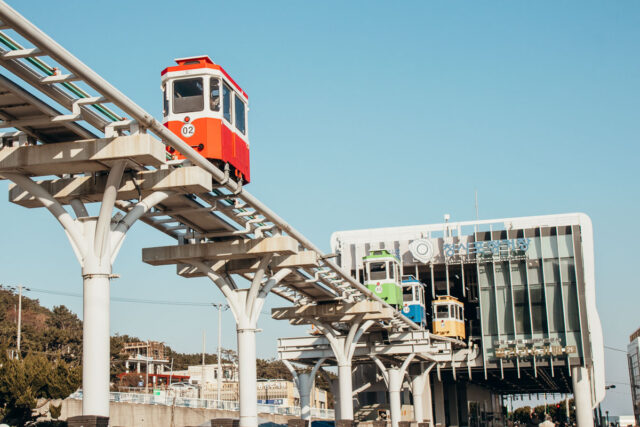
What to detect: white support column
<box><xmin>311</xmin><ymin>317</ymin><xmax>374</xmax><ymax>421</ymax></box>
<box><xmin>283</xmin><ymin>358</ymin><xmax>327</xmax><ymax>422</ymax></box>
<box><xmin>191</xmin><ymin>259</ymin><xmax>291</xmax><ymax>427</ymax></box>
<box><xmin>410</xmin><ymin>362</ymin><xmax>435</xmax><ymax>424</ymax></box>
<box><xmin>3</xmin><ymin>169</ymin><xmax>174</xmax><ymax>417</ymax></box>
<box><xmin>372</xmin><ymin>354</ymin><xmax>415</xmax><ymax>427</ymax></box>
<box><xmin>572</xmin><ymin>365</ymin><xmax>594</xmax><ymax>427</ymax></box>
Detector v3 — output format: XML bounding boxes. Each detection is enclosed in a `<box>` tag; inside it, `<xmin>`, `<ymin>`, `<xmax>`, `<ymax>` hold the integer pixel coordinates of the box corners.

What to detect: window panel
<box><xmin>513</xmin><ymin>287</ymin><xmax>531</xmax><ymax>336</ymax></box>
<box><xmin>235</xmin><ymin>94</ymin><xmax>246</xmax><ymax>134</ymax></box>
<box><xmin>558</xmin><ymin>234</ymin><xmax>574</xmax><ymax>257</ymax></box>
<box><xmin>173</xmin><ymin>78</ymin><xmax>204</xmax><ymax>114</ymax></box>
<box><xmin>223</xmin><ymin>83</ymin><xmax>232</xmax><ymax>123</ymax></box>
<box><xmin>541</xmin><ymin>233</ymin><xmax>559</xmax><ymax>258</ymax></box>
<box><xmin>560</xmin><ymin>258</ymin><xmax>576</xmax><ymax>283</ymax></box>
<box><xmin>210</xmin><ymin>78</ymin><xmax>220</xmax><ymax>112</ymax></box>
<box><xmin>529</xmin><ymin>286</ymin><xmax>548</xmax><ymax>334</ymax></box>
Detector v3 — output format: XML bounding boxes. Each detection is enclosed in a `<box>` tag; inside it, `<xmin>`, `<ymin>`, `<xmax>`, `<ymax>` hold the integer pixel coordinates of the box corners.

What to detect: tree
<box><xmin>0</xmin><ymin>352</ymin><xmax>80</xmax><ymax>425</ymax></box>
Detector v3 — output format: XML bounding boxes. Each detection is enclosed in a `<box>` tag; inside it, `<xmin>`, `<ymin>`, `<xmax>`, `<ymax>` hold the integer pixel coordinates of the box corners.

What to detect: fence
<box><xmin>68</xmin><ymin>391</ymin><xmax>335</xmax><ymax>420</ymax></box>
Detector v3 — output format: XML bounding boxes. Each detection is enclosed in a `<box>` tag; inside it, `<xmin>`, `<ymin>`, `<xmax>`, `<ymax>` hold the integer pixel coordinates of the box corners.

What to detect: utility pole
<box><xmin>201</xmin><ymin>330</ymin><xmax>206</xmax><ymax>399</ymax></box>
<box><xmin>145</xmin><ymin>340</ymin><xmax>149</xmax><ymax>394</ymax></box>
<box><xmin>212</xmin><ymin>303</ymin><xmax>229</xmax><ymax>401</ymax></box>
<box><xmin>16</xmin><ymin>284</ymin><xmax>22</xmax><ymax>359</ymax></box>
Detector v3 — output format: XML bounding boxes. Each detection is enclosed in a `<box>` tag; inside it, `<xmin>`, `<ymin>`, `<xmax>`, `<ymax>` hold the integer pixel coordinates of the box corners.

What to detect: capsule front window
<box><xmin>173</xmin><ymin>77</ymin><xmax>204</xmax><ymax>114</ymax></box>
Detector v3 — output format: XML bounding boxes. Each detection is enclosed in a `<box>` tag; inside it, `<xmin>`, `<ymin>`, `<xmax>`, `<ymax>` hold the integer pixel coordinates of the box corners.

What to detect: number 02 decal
<box><xmin>181</xmin><ymin>123</ymin><xmax>195</xmax><ymax>137</ymax></box>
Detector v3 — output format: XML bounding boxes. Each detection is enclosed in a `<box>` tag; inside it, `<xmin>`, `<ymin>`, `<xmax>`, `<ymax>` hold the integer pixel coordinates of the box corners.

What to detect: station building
<box><xmin>330</xmin><ymin>213</ymin><xmax>605</xmax><ymax>426</ymax></box>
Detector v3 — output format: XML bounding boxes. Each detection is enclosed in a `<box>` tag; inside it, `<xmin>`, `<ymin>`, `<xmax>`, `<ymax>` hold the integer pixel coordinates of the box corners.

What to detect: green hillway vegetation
<box><xmin>0</xmin><ymin>286</ymin><xmax>330</xmax><ymax>425</ymax></box>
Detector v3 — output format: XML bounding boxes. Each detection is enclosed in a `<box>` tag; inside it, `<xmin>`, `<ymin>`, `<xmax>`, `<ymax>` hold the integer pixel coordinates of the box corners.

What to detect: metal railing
<box><xmin>68</xmin><ymin>391</ymin><xmax>335</xmax><ymax>419</ymax></box>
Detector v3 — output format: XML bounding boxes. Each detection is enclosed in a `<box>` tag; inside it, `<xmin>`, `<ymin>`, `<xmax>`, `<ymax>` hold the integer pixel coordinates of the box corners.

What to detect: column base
<box><xmin>288</xmin><ymin>419</ymin><xmax>310</xmax><ymax>427</ymax></box>
<box><xmin>336</xmin><ymin>419</ymin><xmax>355</xmax><ymax>427</ymax></box>
<box><xmin>67</xmin><ymin>415</ymin><xmax>109</xmax><ymax>427</ymax></box>
<box><xmin>210</xmin><ymin>418</ymin><xmax>240</xmax><ymax>427</ymax></box>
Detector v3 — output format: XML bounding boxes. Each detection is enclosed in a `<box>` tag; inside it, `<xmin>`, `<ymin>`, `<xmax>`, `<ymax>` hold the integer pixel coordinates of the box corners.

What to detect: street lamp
<box><xmin>212</xmin><ymin>303</ymin><xmax>229</xmax><ymax>401</ymax></box>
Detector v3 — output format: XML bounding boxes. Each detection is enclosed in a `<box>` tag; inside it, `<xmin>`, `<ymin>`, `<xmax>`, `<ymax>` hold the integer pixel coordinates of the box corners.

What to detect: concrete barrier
<box><xmin>60</xmin><ymin>398</ymin><xmax>295</xmax><ymax>427</ymax></box>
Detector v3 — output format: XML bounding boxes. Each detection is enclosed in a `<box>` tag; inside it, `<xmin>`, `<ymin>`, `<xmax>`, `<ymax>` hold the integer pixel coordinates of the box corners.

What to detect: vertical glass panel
<box><xmin>513</xmin><ymin>287</ymin><xmax>531</xmax><ymax>336</ymax></box>
<box><xmin>560</xmin><ymin>258</ymin><xmax>576</xmax><ymax>283</ymax></box>
<box><xmin>496</xmin><ymin>285</ymin><xmax>514</xmax><ymax>336</ymax></box>
<box><xmin>541</xmin><ymin>233</ymin><xmax>558</xmax><ymax>258</ymax></box>
<box><xmin>529</xmin><ymin>286</ymin><xmax>547</xmax><ymax>334</ymax></box>
<box><xmin>209</xmin><ymin>78</ymin><xmax>220</xmax><ymax>111</ymax></box>
<box><xmin>223</xmin><ymin>83</ymin><xmax>232</xmax><ymax>123</ymax></box>
<box><xmin>480</xmin><ymin>287</ymin><xmax>497</xmax><ymax>336</ymax></box>
<box><xmin>527</xmin><ymin>261</ymin><xmax>542</xmax><ymax>285</ymax></box>
<box><xmin>545</xmin><ymin>284</ymin><xmax>565</xmax><ymax>333</ymax></box>
<box><xmin>510</xmin><ymin>261</ymin><xmax>526</xmax><ymax>286</ymax></box>
<box><xmin>564</xmin><ymin>282</ymin><xmax>581</xmax><ymax>332</ymax></box>
<box><xmin>528</xmin><ymin>236</ymin><xmax>542</xmax><ymax>259</ymax></box>
<box><xmin>173</xmin><ymin>77</ymin><xmax>204</xmax><ymax>114</ymax></box>
<box><xmin>494</xmin><ymin>262</ymin><xmax>509</xmax><ymax>287</ymax></box>
<box><xmin>478</xmin><ymin>264</ymin><xmax>494</xmax><ymax>288</ymax></box>
<box><xmin>235</xmin><ymin>94</ymin><xmax>246</xmax><ymax>134</ymax></box>
<box><xmin>558</xmin><ymin>234</ymin><xmax>574</xmax><ymax>257</ymax></box>
<box><xmin>543</xmin><ymin>259</ymin><xmax>560</xmax><ymax>284</ymax></box>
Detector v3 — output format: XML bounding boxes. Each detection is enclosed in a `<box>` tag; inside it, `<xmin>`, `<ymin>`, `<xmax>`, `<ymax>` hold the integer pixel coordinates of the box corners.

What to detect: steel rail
<box><xmin>0</xmin><ymin>1</ymin><xmax>422</xmax><ymax>332</ymax></box>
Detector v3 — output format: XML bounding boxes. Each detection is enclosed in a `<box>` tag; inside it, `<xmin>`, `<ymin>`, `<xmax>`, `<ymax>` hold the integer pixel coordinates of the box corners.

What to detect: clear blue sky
<box><xmin>1</xmin><ymin>0</ymin><xmax>638</xmax><ymax>416</ymax></box>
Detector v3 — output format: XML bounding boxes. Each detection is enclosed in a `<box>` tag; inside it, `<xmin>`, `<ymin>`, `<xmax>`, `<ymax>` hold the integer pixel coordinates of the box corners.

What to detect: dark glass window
<box><xmin>210</xmin><ymin>78</ymin><xmax>220</xmax><ymax>112</ymax></box>
<box><xmin>403</xmin><ymin>287</ymin><xmax>413</xmax><ymax>302</ymax></box>
<box><xmin>235</xmin><ymin>94</ymin><xmax>246</xmax><ymax>134</ymax></box>
<box><xmin>436</xmin><ymin>304</ymin><xmax>449</xmax><ymax>319</ymax></box>
<box><xmin>369</xmin><ymin>262</ymin><xmax>387</xmax><ymax>280</ymax></box>
<box><xmin>162</xmin><ymin>84</ymin><xmax>168</xmax><ymax>116</ymax></box>
<box><xmin>172</xmin><ymin>78</ymin><xmax>203</xmax><ymax>114</ymax></box>
<box><xmin>223</xmin><ymin>83</ymin><xmax>232</xmax><ymax>123</ymax></box>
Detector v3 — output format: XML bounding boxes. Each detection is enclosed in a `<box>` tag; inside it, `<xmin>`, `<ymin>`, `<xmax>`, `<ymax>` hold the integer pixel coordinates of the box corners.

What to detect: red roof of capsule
<box><xmin>161</xmin><ymin>55</ymin><xmax>248</xmax><ymax>100</ymax></box>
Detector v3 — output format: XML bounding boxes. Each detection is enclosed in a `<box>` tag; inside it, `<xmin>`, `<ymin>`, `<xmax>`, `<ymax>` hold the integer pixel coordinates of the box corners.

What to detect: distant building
<box><xmin>628</xmin><ymin>328</ymin><xmax>640</xmax><ymax>425</ymax></box>
<box><xmin>122</xmin><ymin>341</ymin><xmax>166</xmax><ymax>360</ymax></box>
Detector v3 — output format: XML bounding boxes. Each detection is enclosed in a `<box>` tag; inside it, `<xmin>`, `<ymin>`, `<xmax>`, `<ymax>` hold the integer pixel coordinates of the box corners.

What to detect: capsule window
<box><xmin>210</xmin><ymin>78</ymin><xmax>221</xmax><ymax>112</ymax></box>
<box><xmin>369</xmin><ymin>262</ymin><xmax>387</xmax><ymax>281</ymax></box>
<box><xmin>162</xmin><ymin>84</ymin><xmax>168</xmax><ymax>117</ymax></box>
<box><xmin>403</xmin><ymin>286</ymin><xmax>413</xmax><ymax>302</ymax></box>
<box><xmin>235</xmin><ymin>94</ymin><xmax>246</xmax><ymax>134</ymax></box>
<box><xmin>436</xmin><ymin>304</ymin><xmax>449</xmax><ymax>319</ymax></box>
<box><xmin>223</xmin><ymin>83</ymin><xmax>232</xmax><ymax>123</ymax></box>
<box><xmin>172</xmin><ymin>78</ymin><xmax>204</xmax><ymax>114</ymax></box>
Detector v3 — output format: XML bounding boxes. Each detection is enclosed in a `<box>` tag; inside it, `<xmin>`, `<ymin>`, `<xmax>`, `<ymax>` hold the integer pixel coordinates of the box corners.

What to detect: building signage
<box><xmin>444</xmin><ymin>238</ymin><xmax>531</xmax><ymax>258</ymax></box>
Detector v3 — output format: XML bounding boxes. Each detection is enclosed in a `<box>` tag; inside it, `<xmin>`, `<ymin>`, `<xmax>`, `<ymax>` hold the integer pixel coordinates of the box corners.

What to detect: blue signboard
<box><xmin>443</xmin><ymin>238</ymin><xmax>530</xmax><ymax>258</ymax></box>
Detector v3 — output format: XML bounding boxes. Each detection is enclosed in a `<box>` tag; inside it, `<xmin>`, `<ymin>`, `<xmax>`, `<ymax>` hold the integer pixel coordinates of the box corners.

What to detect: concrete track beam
<box><xmin>142</xmin><ymin>236</ymin><xmax>300</xmax><ymax>266</ymax></box>
<box><xmin>0</xmin><ymin>134</ymin><xmax>166</xmax><ymax>176</ymax></box>
<box><xmin>8</xmin><ymin>166</ymin><xmax>211</xmax><ymax>207</ymax></box>
<box><xmin>176</xmin><ymin>251</ymin><xmax>318</xmax><ymax>277</ymax></box>
<box><xmin>272</xmin><ymin>300</ymin><xmax>394</xmax><ymax>323</ymax></box>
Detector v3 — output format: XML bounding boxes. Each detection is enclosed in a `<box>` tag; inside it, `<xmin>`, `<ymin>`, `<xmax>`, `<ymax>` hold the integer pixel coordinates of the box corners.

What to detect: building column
<box><xmin>3</xmin><ymin>167</ymin><xmax>173</xmax><ymax>418</ymax></box>
<box><xmin>572</xmin><ymin>365</ymin><xmax>594</xmax><ymax>427</ymax></box>
<box><xmin>372</xmin><ymin>354</ymin><xmax>415</xmax><ymax>427</ymax></box>
<box><xmin>190</xmin><ymin>258</ymin><xmax>291</xmax><ymax>427</ymax></box>
<box><xmin>312</xmin><ymin>317</ymin><xmax>374</xmax><ymax>421</ymax></box>
<box><xmin>433</xmin><ymin>378</ymin><xmax>446</xmax><ymax>427</ymax></box>
<box><xmin>283</xmin><ymin>358</ymin><xmax>327</xmax><ymax>422</ymax></box>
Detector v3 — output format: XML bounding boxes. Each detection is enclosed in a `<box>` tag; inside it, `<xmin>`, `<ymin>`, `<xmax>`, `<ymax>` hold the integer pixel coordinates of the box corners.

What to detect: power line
<box><xmin>22</xmin><ymin>286</ymin><xmax>270</xmax><ymax>314</ymax></box>
<box><xmin>604</xmin><ymin>345</ymin><xmax>627</xmax><ymax>354</ymax></box>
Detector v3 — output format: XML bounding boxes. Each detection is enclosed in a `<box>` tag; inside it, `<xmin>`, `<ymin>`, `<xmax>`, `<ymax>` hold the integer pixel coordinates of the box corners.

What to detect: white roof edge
<box><xmin>332</xmin><ymin>213</ymin><xmax>591</xmax><ymax>241</ymax></box>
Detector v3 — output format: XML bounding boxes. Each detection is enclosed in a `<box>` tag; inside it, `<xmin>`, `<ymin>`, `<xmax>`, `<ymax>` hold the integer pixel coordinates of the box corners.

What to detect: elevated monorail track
<box><xmin>0</xmin><ymin>0</ymin><xmax>431</xmax><ymax>334</ymax></box>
